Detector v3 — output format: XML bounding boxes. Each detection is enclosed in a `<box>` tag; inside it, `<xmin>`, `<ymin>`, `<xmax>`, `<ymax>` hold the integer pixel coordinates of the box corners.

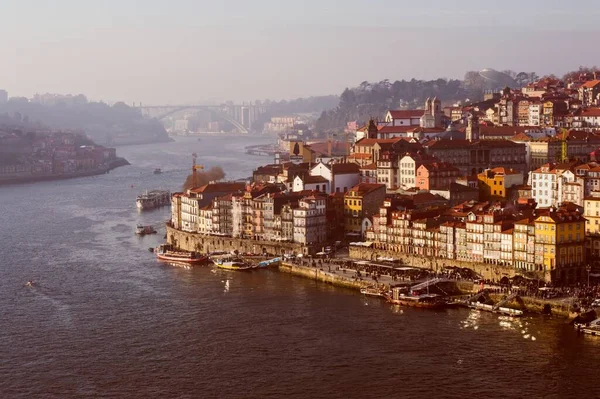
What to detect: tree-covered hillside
<box><xmin>0</xmin><ymin>98</ymin><xmax>169</xmax><ymax>145</ymax></box>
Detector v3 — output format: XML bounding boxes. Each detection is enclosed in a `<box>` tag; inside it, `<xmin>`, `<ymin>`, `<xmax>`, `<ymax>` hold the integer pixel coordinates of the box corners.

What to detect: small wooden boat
<box><xmin>213</xmin><ymin>257</ymin><xmax>254</xmax><ymax>271</ymax></box>
<box><xmin>155</xmin><ymin>244</ymin><xmax>207</xmax><ymax>264</ymax></box>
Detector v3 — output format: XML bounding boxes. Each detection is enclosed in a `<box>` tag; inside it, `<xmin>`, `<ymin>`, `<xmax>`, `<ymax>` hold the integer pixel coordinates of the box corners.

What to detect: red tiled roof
<box><xmin>419</xmin><ymin>162</ymin><xmax>460</xmax><ymax>172</ymax></box>
<box><xmin>346</xmin><ymin>183</ymin><xmax>386</xmax><ymax>196</ymax></box>
<box><xmin>580</xmin><ymin>108</ymin><xmax>600</xmax><ymax>117</ymax></box>
<box><xmin>581</xmin><ymin>80</ymin><xmax>600</xmax><ymax>88</ymax></box>
<box><xmin>423</xmin><ymin>139</ymin><xmax>470</xmax><ymax>148</ymax></box>
<box><xmin>331</xmin><ymin>162</ymin><xmax>360</xmax><ymax>174</ymax></box>
<box><xmin>302</xmin><ymin>175</ymin><xmax>329</xmax><ymax>184</ymax></box>
<box><xmin>388</xmin><ymin>110</ymin><xmax>424</xmax><ymax>119</ymax></box>
<box><xmin>378</xmin><ymin>125</ymin><xmax>415</xmax><ymax>134</ymax></box>
<box><xmin>304</xmin><ymin>141</ymin><xmax>348</xmax><ymax>156</ymax></box>
<box><xmin>355</xmin><ymin>138</ymin><xmax>402</xmax><ymax>146</ymax></box>
<box><xmin>412</xmin><ymin>192</ymin><xmax>445</xmax><ymax>203</ymax></box>
<box><xmin>511</xmin><ymin>132</ymin><xmax>533</xmax><ymax>142</ymax></box>
<box><xmin>192</xmin><ymin>182</ymin><xmax>245</xmax><ymax>194</ymax></box>
<box><xmin>480</xmin><ymin>126</ymin><xmax>530</xmax><ymax>136</ymax></box>
<box><xmin>360</xmin><ymin>162</ymin><xmax>377</xmax><ymax>170</ymax></box>
<box><xmin>347</xmin><ymin>153</ymin><xmax>372</xmax><ymax>159</ymax></box>
<box><xmin>489</xmin><ymin>167</ymin><xmax>521</xmax><ymax>175</ymax></box>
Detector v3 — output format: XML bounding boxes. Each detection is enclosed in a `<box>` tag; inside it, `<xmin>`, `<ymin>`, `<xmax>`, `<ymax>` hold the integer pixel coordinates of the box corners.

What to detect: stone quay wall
<box><xmin>349</xmin><ymin>246</ymin><xmax>517</xmax><ymax>282</ymax></box>
<box><xmin>166</xmin><ymin>225</ymin><xmax>307</xmax><ymax>255</ymax></box>
<box><xmin>279</xmin><ymin>263</ymin><xmax>370</xmax><ymax>291</ymax></box>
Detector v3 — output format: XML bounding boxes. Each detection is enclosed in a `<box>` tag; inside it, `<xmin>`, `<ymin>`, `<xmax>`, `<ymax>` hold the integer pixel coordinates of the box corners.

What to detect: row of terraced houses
<box><xmin>169</xmin><ymin>74</ymin><xmax>600</xmax><ymax>283</ymax></box>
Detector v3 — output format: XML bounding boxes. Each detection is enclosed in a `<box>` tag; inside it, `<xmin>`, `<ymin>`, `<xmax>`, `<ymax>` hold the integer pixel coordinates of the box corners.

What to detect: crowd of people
<box><xmin>289</xmin><ymin>253</ymin><xmax>600</xmax><ymax>307</ymax></box>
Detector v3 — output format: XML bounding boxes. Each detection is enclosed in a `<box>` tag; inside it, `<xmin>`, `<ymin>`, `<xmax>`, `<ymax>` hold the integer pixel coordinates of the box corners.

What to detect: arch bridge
<box><xmin>137</xmin><ymin>104</ymin><xmax>265</xmax><ymax>134</ymax></box>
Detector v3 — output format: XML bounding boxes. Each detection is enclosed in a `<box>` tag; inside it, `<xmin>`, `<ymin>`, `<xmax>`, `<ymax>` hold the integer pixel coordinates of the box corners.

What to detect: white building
<box><xmin>528</xmin><ymin>103</ymin><xmax>542</xmax><ymax>126</ymax></box>
<box><xmin>529</xmin><ymin>163</ymin><xmax>581</xmax><ymax>208</ymax></box>
<box><xmin>180</xmin><ymin>193</ymin><xmax>200</xmax><ymax>232</ymax></box>
<box><xmin>231</xmin><ymin>195</ymin><xmax>243</xmax><ymax>238</ymax></box>
<box><xmin>572</xmin><ymin>108</ymin><xmax>600</xmax><ymax>129</ymax></box>
<box><xmin>292</xmin><ymin>175</ymin><xmax>329</xmax><ymax>193</ymax></box>
<box><xmin>293</xmin><ymin>196</ymin><xmax>326</xmax><ymax>245</ymax></box>
<box><xmin>383</xmin><ymin>109</ymin><xmax>423</xmax><ymax>127</ymax></box>
<box><xmin>398</xmin><ymin>153</ymin><xmax>438</xmax><ymax>190</ymax></box>
<box><xmin>198</xmin><ymin>205</ymin><xmax>213</xmax><ymax>234</ymax></box>
<box><xmin>309</xmin><ymin>162</ymin><xmax>360</xmax><ymax>194</ymax></box>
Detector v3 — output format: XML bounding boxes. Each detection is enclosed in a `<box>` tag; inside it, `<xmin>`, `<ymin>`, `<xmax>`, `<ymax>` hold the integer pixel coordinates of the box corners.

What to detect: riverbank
<box><xmin>0</xmin><ymin>157</ymin><xmax>130</xmax><ymax>186</ymax></box>
<box><xmin>279</xmin><ymin>262</ymin><xmax>371</xmax><ymax>290</ymax></box>
<box><xmin>278</xmin><ymin>261</ymin><xmax>576</xmax><ymax>318</ymax></box>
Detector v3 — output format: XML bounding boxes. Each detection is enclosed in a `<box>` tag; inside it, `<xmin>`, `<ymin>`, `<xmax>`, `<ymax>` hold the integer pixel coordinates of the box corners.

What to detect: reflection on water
<box><xmin>461</xmin><ymin>309</ymin><xmax>481</xmax><ymax>330</ymax></box>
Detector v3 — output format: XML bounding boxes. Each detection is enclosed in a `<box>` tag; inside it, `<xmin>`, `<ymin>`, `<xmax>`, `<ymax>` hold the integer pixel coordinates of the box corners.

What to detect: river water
<box><xmin>1</xmin><ymin>136</ymin><xmax>599</xmax><ymax>398</ymax></box>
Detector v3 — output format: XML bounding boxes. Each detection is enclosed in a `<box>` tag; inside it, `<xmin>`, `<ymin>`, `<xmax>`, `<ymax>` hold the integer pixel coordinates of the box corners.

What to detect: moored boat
<box><xmin>212</xmin><ymin>257</ymin><xmax>254</xmax><ymax>271</ymax></box>
<box><xmin>135</xmin><ymin>224</ymin><xmax>157</xmax><ymax>235</ymax></box>
<box><xmin>466</xmin><ymin>301</ymin><xmax>524</xmax><ymax>317</ymax></box>
<box><xmin>577</xmin><ymin>318</ymin><xmax>600</xmax><ymax>336</ymax></box>
<box><xmin>256</xmin><ymin>257</ymin><xmax>281</xmax><ymax>269</ymax></box>
<box><xmin>155</xmin><ymin>244</ymin><xmax>207</xmax><ymax>264</ymax></box>
<box><xmin>153</xmin><ymin>168</ymin><xmax>162</xmax><ymax>174</ymax></box>
<box><xmin>136</xmin><ymin>190</ymin><xmax>171</xmax><ymax>211</ymax></box>
<box><xmin>360</xmin><ymin>287</ymin><xmax>387</xmax><ymax>298</ymax></box>
<box><xmin>385</xmin><ymin>287</ymin><xmax>448</xmax><ymax>309</ymax></box>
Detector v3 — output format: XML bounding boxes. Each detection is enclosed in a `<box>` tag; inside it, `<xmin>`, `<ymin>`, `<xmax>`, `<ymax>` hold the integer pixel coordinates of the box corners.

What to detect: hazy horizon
<box><xmin>2</xmin><ymin>0</ymin><xmax>600</xmax><ymax>104</ymax></box>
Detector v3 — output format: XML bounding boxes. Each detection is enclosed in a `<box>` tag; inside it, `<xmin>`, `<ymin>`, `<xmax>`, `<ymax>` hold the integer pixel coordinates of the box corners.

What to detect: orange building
<box><xmin>477</xmin><ymin>167</ymin><xmax>524</xmax><ymax>201</ymax></box>
<box><xmin>415</xmin><ymin>162</ymin><xmax>461</xmax><ymax>190</ymax></box>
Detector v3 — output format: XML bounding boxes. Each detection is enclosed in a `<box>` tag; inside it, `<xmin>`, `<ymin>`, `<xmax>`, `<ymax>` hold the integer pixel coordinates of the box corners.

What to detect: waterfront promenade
<box><xmin>278</xmin><ymin>257</ymin><xmax>581</xmax><ymax>317</ymax></box>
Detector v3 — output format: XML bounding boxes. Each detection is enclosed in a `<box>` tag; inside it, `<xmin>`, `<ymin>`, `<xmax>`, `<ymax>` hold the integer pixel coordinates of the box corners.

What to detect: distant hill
<box><xmin>314</xmin><ymin>69</ymin><xmax>541</xmax><ymax>132</ymax></box>
<box><xmin>0</xmin><ymin>98</ymin><xmax>170</xmax><ymax>145</ymax></box>
<box><xmin>251</xmin><ymin>95</ymin><xmax>339</xmax><ymax>130</ymax></box>
<box><xmin>315</xmin><ymin>78</ymin><xmax>466</xmax><ymax>132</ymax></box>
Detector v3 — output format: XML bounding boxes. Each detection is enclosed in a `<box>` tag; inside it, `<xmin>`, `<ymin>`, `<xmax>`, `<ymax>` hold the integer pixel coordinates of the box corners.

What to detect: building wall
<box><xmin>167</xmin><ymin>225</ymin><xmax>310</xmax><ymax>255</ymax></box>
<box><xmin>333</xmin><ymin>173</ymin><xmax>359</xmax><ymax>194</ymax></box>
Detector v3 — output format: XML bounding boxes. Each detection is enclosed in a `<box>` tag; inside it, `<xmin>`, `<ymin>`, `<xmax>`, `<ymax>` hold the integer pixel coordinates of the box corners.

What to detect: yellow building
<box><xmin>344</xmin><ymin>183</ymin><xmax>386</xmax><ymax>237</ymax></box>
<box><xmin>477</xmin><ymin>167</ymin><xmax>523</xmax><ymax>201</ymax></box>
<box><xmin>542</xmin><ymin>101</ymin><xmax>554</xmax><ymax>126</ymax></box>
<box><xmin>584</xmin><ymin>196</ymin><xmax>600</xmax><ymax>235</ymax></box>
<box><xmin>534</xmin><ymin>207</ymin><xmax>586</xmax><ymax>283</ymax></box>
<box><xmin>584</xmin><ymin>196</ymin><xmax>600</xmax><ymax>269</ymax></box>
<box><xmin>289</xmin><ymin>141</ymin><xmax>316</xmax><ymax>163</ymax></box>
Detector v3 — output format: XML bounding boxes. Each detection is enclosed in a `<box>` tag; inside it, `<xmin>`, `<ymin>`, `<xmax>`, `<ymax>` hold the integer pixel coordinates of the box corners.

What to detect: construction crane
<box><xmin>191</xmin><ymin>153</ymin><xmax>204</xmax><ymax>188</ymax></box>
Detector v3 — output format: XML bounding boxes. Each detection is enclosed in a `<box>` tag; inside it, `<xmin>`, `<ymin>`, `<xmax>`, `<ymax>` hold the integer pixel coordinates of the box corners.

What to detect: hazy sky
<box><xmin>2</xmin><ymin>0</ymin><xmax>600</xmax><ymax>104</ymax></box>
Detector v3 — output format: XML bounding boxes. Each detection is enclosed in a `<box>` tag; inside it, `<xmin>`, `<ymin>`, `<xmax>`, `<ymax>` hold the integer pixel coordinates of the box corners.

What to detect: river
<box><xmin>0</xmin><ymin>136</ymin><xmax>598</xmax><ymax>398</ymax></box>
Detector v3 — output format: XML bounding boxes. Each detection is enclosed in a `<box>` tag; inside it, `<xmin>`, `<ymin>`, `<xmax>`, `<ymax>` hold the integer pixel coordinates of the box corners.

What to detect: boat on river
<box><xmin>213</xmin><ymin>257</ymin><xmax>254</xmax><ymax>271</ymax></box>
<box><xmin>577</xmin><ymin>318</ymin><xmax>600</xmax><ymax>336</ymax></box>
<box><xmin>385</xmin><ymin>287</ymin><xmax>448</xmax><ymax>309</ymax></box>
<box><xmin>135</xmin><ymin>224</ymin><xmax>157</xmax><ymax>235</ymax></box>
<box><xmin>136</xmin><ymin>190</ymin><xmax>170</xmax><ymax>211</ymax></box>
<box><xmin>153</xmin><ymin>168</ymin><xmax>162</xmax><ymax>175</ymax></box>
<box><xmin>155</xmin><ymin>244</ymin><xmax>207</xmax><ymax>264</ymax></box>
<box><xmin>360</xmin><ymin>287</ymin><xmax>387</xmax><ymax>298</ymax></box>
<box><xmin>256</xmin><ymin>257</ymin><xmax>281</xmax><ymax>269</ymax></box>
<box><xmin>466</xmin><ymin>301</ymin><xmax>524</xmax><ymax>317</ymax></box>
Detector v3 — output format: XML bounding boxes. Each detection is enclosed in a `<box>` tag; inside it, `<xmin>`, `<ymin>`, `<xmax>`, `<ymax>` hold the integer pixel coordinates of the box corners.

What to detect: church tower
<box><xmin>425</xmin><ymin>97</ymin><xmax>432</xmax><ymax>114</ymax></box>
<box><xmin>367</xmin><ymin>119</ymin><xmax>378</xmax><ymax>139</ymax></box>
<box><xmin>466</xmin><ymin>113</ymin><xmax>480</xmax><ymax>142</ymax></box>
<box><xmin>432</xmin><ymin>97</ymin><xmax>442</xmax><ymax>127</ymax></box>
